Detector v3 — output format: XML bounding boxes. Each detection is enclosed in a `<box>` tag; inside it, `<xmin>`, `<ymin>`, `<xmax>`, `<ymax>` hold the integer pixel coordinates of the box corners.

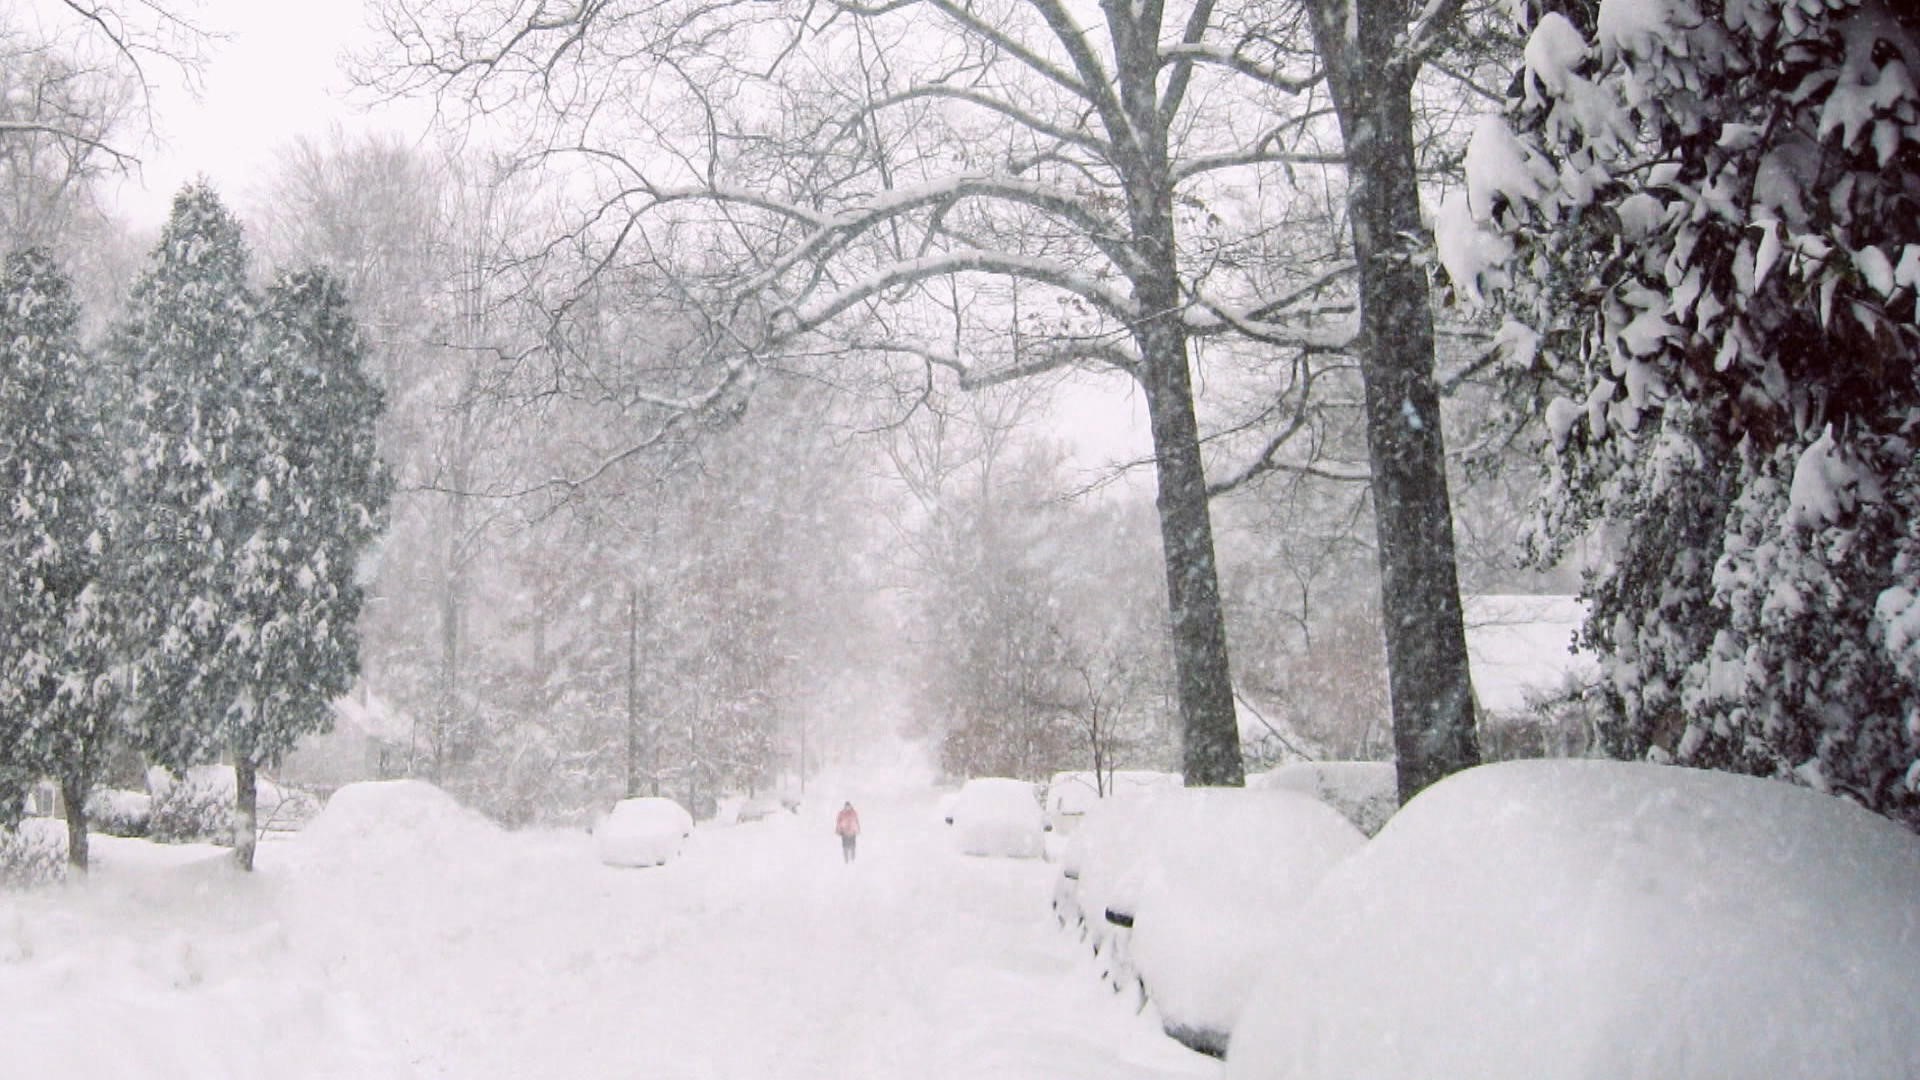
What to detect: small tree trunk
<box><xmin>1137</xmin><ymin>306</ymin><xmax>1246</xmax><ymax>787</ymax></box>
<box><xmin>59</xmin><ymin>774</ymin><xmax>90</xmax><ymax>873</ymax></box>
<box><xmin>234</xmin><ymin>756</ymin><xmax>259</xmax><ymax>872</ymax></box>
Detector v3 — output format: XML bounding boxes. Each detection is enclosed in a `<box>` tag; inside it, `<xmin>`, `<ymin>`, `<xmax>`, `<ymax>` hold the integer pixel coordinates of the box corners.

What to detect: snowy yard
<box><xmin>0</xmin><ymin>782</ymin><xmax>1216</xmax><ymax>1080</ymax></box>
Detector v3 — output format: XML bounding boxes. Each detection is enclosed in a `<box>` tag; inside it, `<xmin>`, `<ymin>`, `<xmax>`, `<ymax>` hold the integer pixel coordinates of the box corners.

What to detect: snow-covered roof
<box><xmin>1462</xmin><ymin>594</ymin><xmax>1596</xmax><ymax>715</ymax></box>
<box><xmin>330</xmin><ymin>691</ymin><xmax>412</xmax><ymax>743</ymax></box>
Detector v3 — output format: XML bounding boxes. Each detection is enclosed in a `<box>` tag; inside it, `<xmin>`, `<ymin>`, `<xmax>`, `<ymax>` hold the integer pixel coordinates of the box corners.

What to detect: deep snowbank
<box><xmin>1224</xmin><ymin>760</ymin><xmax>1920</xmax><ymax>1080</ymax></box>
<box><xmin>0</xmin><ymin>837</ymin><xmax>412</xmax><ymax>1079</ymax></box>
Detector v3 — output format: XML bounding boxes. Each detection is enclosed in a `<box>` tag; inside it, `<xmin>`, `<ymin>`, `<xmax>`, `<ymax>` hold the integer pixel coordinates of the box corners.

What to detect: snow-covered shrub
<box><xmin>1224</xmin><ymin>760</ymin><xmax>1920</xmax><ymax>1080</ymax></box>
<box><xmin>146</xmin><ymin>765</ymin><xmax>321</xmax><ymax>843</ymax></box>
<box><xmin>1249</xmin><ymin>762</ymin><xmax>1398</xmax><ymax>836</ymax></box>
<box><xmin>0</xmin><ymin>766</ymin><xmax>30</xmax><ymax>832</ymax></box>
<box><xmin>1447</xmin><ymin>0</ymin><xmax>1920</xmax><ymax>825</ymax></box>
<box><xmin>85</xmin><ymin>788</ymin><xmax>152</xmax><ymax>838</ymax></box>
<box><xmin>0</xmin><ymin>819</ymin><xmax>69</xmax><ymax>888</ymax></box>
<box><xmin>148</xmin><ymin>769</ymin><xmax>234</xmax><ymax>845</ymax></box>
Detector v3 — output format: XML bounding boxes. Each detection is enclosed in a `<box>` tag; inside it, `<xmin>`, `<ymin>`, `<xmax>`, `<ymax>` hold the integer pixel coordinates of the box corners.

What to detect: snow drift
<box><xmin>1224</xmin><ymin>760</ymin><xmax>1920</xmax><ymax>1080</ymax></box>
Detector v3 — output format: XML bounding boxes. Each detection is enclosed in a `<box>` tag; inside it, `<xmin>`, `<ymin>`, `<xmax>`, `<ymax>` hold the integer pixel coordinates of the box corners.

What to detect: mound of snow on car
<box><xmin>949</xmin><ymin>778</ymin><xmax>1044</xmax><ymax>858</ymax></box>
<box><xmin>1128</xmin><ymin>787</ymin><xmax>1365</xmax><ymax>1055</ymax></box>
<box><xmin>1224</xmin><ymin>760</ymin><xmax>1920</xmax><ymax>1080</ymax></box>
<box><xmin>595</xmin><ymin>796</ymin><xmax>694</xmax><ymax>867</ymax></box>
<box><xmin>298</xmin><ymin>779</ymin><xmax>503</xmax><ymax>870</ymax></box>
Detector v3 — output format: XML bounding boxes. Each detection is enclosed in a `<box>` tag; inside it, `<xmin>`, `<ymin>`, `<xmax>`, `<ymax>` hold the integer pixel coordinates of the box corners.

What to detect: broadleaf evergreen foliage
<box><xmin>1454</xmin><ymin>0</ymin><xmax>1920</xmax><ymax>824</ymax></box>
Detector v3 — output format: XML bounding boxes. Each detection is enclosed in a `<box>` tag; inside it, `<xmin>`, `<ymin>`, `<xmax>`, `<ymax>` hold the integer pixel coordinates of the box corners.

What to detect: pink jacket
<box><xmin>835</xmin><ymin>807</ymin><xmax>861</xmax><ymax>837</ymax></box>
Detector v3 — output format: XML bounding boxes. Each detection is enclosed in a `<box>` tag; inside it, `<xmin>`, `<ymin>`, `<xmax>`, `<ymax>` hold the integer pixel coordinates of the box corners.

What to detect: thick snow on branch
<box><xmin>854</xmin><ymin>335</ymin><xmax>1141</xmax><ymax>387</ymax></box>
<box><xmin>789</xmin><ymin>251</ymin><xmax>1137</xmax><ymax>331</ymax></box>
<box><xmin>1184</xmin><ymin>287</ymin><xmax>1356</xmax><ymax>352</ymax></box>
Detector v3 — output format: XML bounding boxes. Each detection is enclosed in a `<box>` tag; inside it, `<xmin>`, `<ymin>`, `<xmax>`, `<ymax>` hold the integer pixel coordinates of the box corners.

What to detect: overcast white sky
<box><xmin>25</xmin><ymin>0</ymin><xmax>1153</xmax><ymax>469</ymax></box>
<box><xmin>48</xmin><ymin>0</ymin><xmax>432</xmax><ymax>229</ymax></box>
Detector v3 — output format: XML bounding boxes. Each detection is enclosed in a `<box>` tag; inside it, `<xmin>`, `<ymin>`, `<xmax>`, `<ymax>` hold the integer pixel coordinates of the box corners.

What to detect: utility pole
<box><xmin>625</xmin><ymin>581</ymin><xmax>640</xmax><ymax>797</ymax></box>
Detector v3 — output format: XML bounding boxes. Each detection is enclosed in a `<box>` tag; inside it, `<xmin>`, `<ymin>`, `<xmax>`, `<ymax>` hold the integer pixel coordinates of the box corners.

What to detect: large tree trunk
<box><xmin>59</xmin><ymin>773</ymin><xmax>89</xmax><ymax>873</ymax></box>
<box><xmin>1113</xmin><ymin>6</ymin><xmax>1245</xmax><ymax>788</ymax></box>
<box><xmin>1310</xmin><ymin>0</ymin><xmax>1481</xmax><ymax>804</ymax></box>
<box><xmin>234</xmin><ymin>755</ymin><xmax>259</xmax><ymax>872</ymax></box>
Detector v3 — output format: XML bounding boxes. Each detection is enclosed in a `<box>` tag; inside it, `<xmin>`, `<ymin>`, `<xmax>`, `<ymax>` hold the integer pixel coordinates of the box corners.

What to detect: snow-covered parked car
<box><xmin>1053</xmin><ymin>792</ymin><xmax>1168</xmax><ymax>942</ymax></box>
<box><xmin>1224</xmin><ymin>760</ymin><xmax>1920</xmax><ymax>1080</ymax></box>
<box><xmin>1043</xmin><ymin>770</ymin><xmax>1183</xmax><ymax>835</ymax></box>
<box><xmin>947</xmin><ymin>778</ymin><xmax>1044</xmax><ymax>858</ymax></box>
<box><xmin>1120</xmin><ymin>787</ymin><xmax>1366</xmax><ymax>1056</ymax></box>
<box><xmin>595</xmin><ymin>797</ymin><xmax>694</xmax><ymax>868</ymax></box>
<box><xmin>1247</xmin><ymin>760</ymin><xmax>1397</xmax><ymax>835</ymax></box>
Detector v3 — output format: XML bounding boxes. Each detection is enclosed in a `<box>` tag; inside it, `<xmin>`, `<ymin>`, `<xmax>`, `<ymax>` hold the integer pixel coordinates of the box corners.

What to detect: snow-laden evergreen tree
<box><xmin>0</xmin><ymin>248</ymin><xmax>124</xmax><ymax>864</ymax></box>
<box><xmin>114</xmin><ymin>182</ymin><xmax>261</xmax><ymax>799</ymax></box>
<box><xmin>222</xmin><ymin>268</ymin><xmax>389</xmax><ymax>868</ymax></box>
<box><xmin>1441</xmin><ymin>0</ymin><xmax>1920</xmax><ymax>824</ymax></box>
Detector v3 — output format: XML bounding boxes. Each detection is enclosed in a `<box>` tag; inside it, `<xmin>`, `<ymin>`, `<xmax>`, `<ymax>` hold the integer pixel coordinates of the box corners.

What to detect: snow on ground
<box><xmin>1224</xmin><ymin>760</ymin><xmax>1920</xmax><ymax>1080</ymax></box>
<box><xmin>1</xmin><ymin>782</ymin><xmax>1217</xmax><ymax>1080</ymax></box>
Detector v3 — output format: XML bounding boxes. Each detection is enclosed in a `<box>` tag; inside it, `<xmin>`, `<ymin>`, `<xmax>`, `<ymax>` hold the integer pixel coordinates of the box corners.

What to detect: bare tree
<box><xmin>2</xmin><ymin>2</ymin><xmax>212</xmax><ymax>165</ymax></box>
<box><xmin>359</xmin><ymin>0</ymin><xmax>1374</xmax><ymax>786</ymax></box>
<box><xmin>0</xmin><ymin>32</ymin><xmax>132</xmax><ymax>249</ymax></box>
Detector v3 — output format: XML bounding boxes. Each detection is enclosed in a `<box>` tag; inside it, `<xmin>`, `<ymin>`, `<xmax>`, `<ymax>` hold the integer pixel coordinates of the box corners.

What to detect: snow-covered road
<box><xmin>2</xmin><ymin>785</ymin><xmax>1218</xmax><ymax>1080</ymax></box>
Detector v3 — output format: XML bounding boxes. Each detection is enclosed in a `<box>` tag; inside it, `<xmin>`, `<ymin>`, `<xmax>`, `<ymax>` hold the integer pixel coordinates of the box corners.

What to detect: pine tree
<box><xmin>115</xmin><ymin>182</ymin><xmax>262</xmax><ymax>803</ymax></box>
<box><xmin>0</xmin><ymin>248</ymin><xmax>123</xmax><ymax>865</ymax></box>
<box><xmin>1445</xmin><ymin>0</ymin><xmax>1920</xmax><ymax>825</ymax></box>
<box><xmin>224</xmin><ymin>268</ymin><xmax>389</xmax><ymax>869</ymax></box>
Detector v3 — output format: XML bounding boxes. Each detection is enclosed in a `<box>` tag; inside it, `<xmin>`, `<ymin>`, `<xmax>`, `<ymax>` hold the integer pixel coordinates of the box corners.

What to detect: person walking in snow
<box><xmin>835</xmin><ymin>801</ymin><xmax>861</xmax><ymax>863</ymax></box>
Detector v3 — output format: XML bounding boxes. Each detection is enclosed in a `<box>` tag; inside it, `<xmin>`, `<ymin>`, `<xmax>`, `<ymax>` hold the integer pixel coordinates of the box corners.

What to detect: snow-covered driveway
<box><xmin>2</xmin><ymin>786</ymin><xmax>1217</xmax><ymax>1080</ymax></box>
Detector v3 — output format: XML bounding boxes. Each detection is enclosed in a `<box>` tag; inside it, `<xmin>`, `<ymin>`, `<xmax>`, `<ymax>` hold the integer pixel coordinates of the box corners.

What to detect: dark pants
<box><xmin>841</xmin><ymin>834</ymin><xmax>857</xmax><ymax>862</ymax></box>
